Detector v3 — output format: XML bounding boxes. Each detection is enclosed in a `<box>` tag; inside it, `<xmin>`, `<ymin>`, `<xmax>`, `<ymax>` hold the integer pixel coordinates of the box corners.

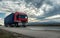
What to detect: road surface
<box><xmin>0</xmin><ymin>26</ymin><xmax>60</xmax><ymax>38</ymax></box>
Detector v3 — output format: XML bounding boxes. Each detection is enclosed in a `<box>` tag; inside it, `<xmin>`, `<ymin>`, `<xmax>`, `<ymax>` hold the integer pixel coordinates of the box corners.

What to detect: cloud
<box><xmin>45</xmin><ymin>15</ymin><xmax>60</xmax><ymax>19</ymax></box>
<box><xmin>25</xmin><ymin>0</ymin><xmax>45</xmax><ymax>8</ymax></box>
<box><xmin>0</xmin><ymin>0</ymin><xmax>60</xmax><ymax>23</ymax></box>
<box><xmin>0</xmin><ymin>18</ymin><xmax>4</xmax><ymax>25</ymax></box>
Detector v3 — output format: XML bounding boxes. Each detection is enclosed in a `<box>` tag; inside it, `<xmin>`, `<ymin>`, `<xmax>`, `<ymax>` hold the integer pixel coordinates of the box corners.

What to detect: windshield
<box><xmin>17</xmin><ymin>15</ymin><xmax>27</xmax><ymax>18</ymax></box>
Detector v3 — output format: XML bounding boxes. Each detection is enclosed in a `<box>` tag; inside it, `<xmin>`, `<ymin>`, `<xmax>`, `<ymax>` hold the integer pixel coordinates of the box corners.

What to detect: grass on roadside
<box><xmin>0</xmin><ymin>29</ymin><xmax>17</xmax><ymax>38</ymax></box>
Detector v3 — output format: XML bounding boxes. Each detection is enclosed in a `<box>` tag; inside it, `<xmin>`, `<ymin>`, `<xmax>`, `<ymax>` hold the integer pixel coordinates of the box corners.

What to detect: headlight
<box><xmin>25</xmin><ymin>17</ymin><xmax>27</xmax><ymax>18</ymax></box>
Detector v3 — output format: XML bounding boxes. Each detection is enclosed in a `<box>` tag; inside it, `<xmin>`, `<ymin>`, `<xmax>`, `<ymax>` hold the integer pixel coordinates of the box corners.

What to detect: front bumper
<box><xmin>18</xmin><ymin>22</ymin><xmax>28</xmax><ymax>25</ymax></box>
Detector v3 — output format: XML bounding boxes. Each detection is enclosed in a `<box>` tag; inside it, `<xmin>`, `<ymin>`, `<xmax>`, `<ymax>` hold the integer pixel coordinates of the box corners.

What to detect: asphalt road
<box><xmin>0</xmin><ymin>26</ymin><xmax>60</xmax><ymax>38</ymax></box>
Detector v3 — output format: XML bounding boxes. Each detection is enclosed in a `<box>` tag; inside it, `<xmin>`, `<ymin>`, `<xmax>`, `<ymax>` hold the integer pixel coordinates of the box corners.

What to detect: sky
<box><xmin>0</xmin><ymin>0</ymin><xmax>60</xmax><ymax>25</ymax></box>
<box><xmin>0</xmin><ymin>13</ymin><xmax>5</xmax><ymax>18</ymax></box>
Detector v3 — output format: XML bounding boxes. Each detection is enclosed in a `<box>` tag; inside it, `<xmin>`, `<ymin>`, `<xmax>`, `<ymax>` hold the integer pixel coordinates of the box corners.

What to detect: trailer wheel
<box><xmin>10</xmin><ymin>25</ymin><xmax>14</xmax><ymax>27</ymax></box>
<box><xmin>4</xmin><ymin>24</ymin><xmax>8</xmax><ymax>27</ymax></box>
<box><xmin>9</xmin><ymin>24</ymin><xmax>14</xmax><ymax>27</ymax></box>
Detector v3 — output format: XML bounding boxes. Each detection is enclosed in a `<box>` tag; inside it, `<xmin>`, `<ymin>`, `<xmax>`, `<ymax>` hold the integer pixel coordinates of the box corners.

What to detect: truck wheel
<box><xmin>22</xmin><ymin>25</ymin><xmax>26</xmax><ymax>27</ymax></box>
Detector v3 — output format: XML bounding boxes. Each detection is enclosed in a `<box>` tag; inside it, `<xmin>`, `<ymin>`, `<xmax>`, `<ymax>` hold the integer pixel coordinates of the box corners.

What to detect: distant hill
<box><xmin>28</xmin><ymin>21</ymin><xmax>60</xmax><ymax>26</ymax></box>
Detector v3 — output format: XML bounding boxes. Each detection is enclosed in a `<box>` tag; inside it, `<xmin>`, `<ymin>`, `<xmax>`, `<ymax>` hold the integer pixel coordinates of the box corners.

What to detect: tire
<box><xmin>4</xmin><ymin>24</ymin><xmax>8</xmax><ymax>27</ymax></box>
<box><xmin>22</xmin><ymin>25</ymin><xmax>26</xmax><ymax>27</ymax></box>
<box><xmin>9</xmin><ymin>24</ymin><xmax>14</xmax><ymax>27</ymax></box>
<box><xmin>9</xmin><ymin>25</ymin><xmax>14</xmax><ymax>27</ymax></box>
<box><xmin>22</xmin><ymin>23</ymin><xmax>26</xmax><ymax>27</ymax></box>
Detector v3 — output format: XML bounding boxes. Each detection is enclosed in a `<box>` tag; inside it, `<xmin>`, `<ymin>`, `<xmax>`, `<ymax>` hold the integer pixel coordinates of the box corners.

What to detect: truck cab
<box><xmin>14</xmin><ymin>12</ymin><xmax>28</xmax><ymax>27</ymax></box>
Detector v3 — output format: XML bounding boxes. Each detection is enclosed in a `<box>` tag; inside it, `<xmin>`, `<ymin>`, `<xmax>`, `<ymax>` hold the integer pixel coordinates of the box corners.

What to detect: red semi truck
<box><xmin>4</xmin><ymin>12</ymin><xmax>28</xmax><ymax>27</ymax></box>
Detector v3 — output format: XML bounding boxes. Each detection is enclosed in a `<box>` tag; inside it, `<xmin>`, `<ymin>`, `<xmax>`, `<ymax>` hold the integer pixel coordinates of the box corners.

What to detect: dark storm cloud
<box><xmin>0</xmin><ymin>0</ymin><xmax>2</xmax><ymax>1</ymax></box>
<box><xmin>1</xmin><ymin>0</ymin><xmax>60</xmax><ymax>20</ymax></box>
<box><xmin>36</xmin><ymin>5</ymin><xmax>60</xmax><ymax>20</ymax></box>
<box><xmin>27</xmin><ymin>0</ymin><xmax>60</xmax><ymax>20</ymax></box>
<box><xmin>25</xmin><ymin>0</ymin><xmax>45</xmax><ymax>8</ymax></box>
<box><xmin>45</xmin><ymin>0</ymin><xmax>53</xmax><ymax>6</ymax></box>
<box><xmin>42</xmin><ymin>5</ymin><xmax>60</xmax><ymax>18</ymax></box>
